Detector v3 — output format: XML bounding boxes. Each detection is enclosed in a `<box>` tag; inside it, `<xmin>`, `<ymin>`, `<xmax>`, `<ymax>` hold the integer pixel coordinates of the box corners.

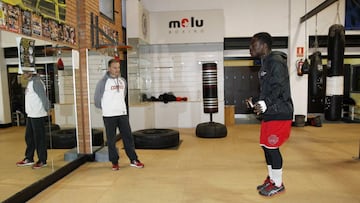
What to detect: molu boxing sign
<box><xmin>168</xmin><ymin>17</ymin><xmax>204</xmax><ymax>29</ymax></box>
<box><xmin>150</xmin><ymin>9</ymin><xmax>224</xmax><ymax>44</ymax></box>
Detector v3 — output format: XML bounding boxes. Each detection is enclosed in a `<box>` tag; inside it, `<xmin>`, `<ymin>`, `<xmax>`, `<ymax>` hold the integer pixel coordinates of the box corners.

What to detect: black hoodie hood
<box><xmin>267</xmin><ymin>51</ymin><xmax>287</xmax><ymax>65</ymax></box>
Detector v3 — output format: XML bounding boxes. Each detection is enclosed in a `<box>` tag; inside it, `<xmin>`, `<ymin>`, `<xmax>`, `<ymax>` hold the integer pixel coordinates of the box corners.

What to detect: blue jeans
<box><xmin>103</xmin><ymin>115</ymin><xmax>138</xmax><ymax>164</ymax></box>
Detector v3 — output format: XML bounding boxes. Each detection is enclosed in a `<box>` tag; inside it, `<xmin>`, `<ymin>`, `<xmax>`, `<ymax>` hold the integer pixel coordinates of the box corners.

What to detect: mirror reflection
<box><xmin>0</xmin><ymin>30</ymin><xmax>75</xmax><ymax>201</ymax></box>
<box><xmin>89</xmin><ymin>49</ymin><xmax>111</xmax><ymax>151</ymax></box>
<box><xmin>89</xmin><ymin>49</ymin><xmax>133</xmax><ymax>165</ymax></box>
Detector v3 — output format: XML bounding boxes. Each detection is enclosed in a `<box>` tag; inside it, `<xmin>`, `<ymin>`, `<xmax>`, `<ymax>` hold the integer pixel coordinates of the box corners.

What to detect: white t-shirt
<box><xmin>101</xmin><ymin>77</ymin><xmax>127</xmax><ymax>117</ymax></box>
<box><xmin>25</xmin><ymin>80</ymin><xmax>48</xmax><ymax>118</ymax></box>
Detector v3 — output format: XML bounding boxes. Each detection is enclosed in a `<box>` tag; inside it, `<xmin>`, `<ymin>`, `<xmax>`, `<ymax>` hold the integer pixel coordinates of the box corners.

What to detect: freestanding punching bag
<box><xmin>325</xmin><ymin>24</ymin><xmax>345</xmax><ymax>121</ymax></box>
<box><xmin>202</xmin><ymin>63</ymin><xmax>218</xmax><ymax>115</ymax></box>
<box><xmin>196</xmin><ymin>63</ymin><xmax>227</xmax><ymax>138</ymax></box>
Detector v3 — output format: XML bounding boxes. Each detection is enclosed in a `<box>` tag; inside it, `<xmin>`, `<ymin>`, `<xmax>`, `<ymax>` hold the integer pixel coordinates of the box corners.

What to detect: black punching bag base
<box><xmin>195</xmin><ymin>122</ymin><xmax>227</xmax><ymax>138</ymax></box>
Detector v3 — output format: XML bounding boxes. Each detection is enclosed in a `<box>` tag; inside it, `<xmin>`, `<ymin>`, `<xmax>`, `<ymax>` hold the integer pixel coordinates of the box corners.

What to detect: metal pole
<box><xmin>300</xmin><ymin>0</ymin><xmax>338</xmax><ymax>23</ymax></box>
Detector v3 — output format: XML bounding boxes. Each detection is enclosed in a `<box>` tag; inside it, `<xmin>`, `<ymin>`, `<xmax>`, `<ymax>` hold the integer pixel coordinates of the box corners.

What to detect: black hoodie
<box><xmin>258</xmin><ymin>51</ymin><xmax>293</xmax><ymax>121</ymax></box>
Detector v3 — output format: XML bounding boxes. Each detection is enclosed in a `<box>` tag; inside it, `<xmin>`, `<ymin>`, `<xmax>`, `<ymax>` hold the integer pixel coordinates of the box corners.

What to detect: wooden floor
<box><xmin>0</xmin><ymin>126</ymin><xmax>68</xmax><ymax>201</ymax></box>
<box><xmin>2</xmin><ymin>123</ymin><xmax>360</xmax><ymax>203</ymax></box>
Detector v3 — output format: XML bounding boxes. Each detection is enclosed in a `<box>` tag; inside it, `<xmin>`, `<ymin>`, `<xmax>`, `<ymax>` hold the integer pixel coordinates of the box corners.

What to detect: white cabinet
<box><xmin>129</xmin><ymin>101</ymin><xmax>225</xmax><ymax>130</ymax></box>
<box><xmin>129</xmin><ymin>103</ymin><xmax>154</xmax><ymax>131</ymax></box>
<box><xmin>154</xmin><ymin>102</ymin><xmax>202</xmax><ymax>128</ymax></box>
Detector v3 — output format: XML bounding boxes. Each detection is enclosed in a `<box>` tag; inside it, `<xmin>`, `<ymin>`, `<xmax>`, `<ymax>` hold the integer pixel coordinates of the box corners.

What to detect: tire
<box><xmin>133</xmin><ymin>128</ymin><xmax>180</xmax><ymax>149</ymax></box>
<box><xmin>52</xmin><ymin>128</ymin><xmax>77</xmax><ymax>149</ymax></box>
<box><xmin>92</xmin><ymin>129</ymin><xmax>104</xmax><ymax>146</ymax></box>
<box><xmin>45</xmin><ymin>124</ymin><xmax>61</xmax><ymax>148</ymax></box>
<box><xmin>195</xmin><ymin>122</ymin><xmax>227</xmax><ymax>138</ymax></box>
<box><xmin>45</xmin><ymin>123</ymin><xmax>61</xmax><ymax>136</ymax></box>
<box><xmin>48</xmin><ymin>128</ymin><xmax>104</xmax><ymax>149</ymax></box>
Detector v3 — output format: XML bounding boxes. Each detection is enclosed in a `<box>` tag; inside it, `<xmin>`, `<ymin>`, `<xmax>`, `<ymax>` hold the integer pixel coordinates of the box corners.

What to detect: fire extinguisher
<box><xmin>114</xmin><ymin>47</ymin><xmax>120</xmax><ymax>62</ymax></box>
<box><xmin>296</xmin><ymin>59</ymin><xmax>304</xmax><ymax>76</ymax></box>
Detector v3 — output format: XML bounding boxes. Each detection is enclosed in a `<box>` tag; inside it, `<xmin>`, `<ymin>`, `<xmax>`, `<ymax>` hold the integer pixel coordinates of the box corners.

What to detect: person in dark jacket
<box><xmin>16</xmin><ymin>68</ymin><xmax>49</xmax><ymax>169</ymax></box>
<box><xmin>94</xmin><ymin>59</ymin><xmax>144</xmax><ymax>171</ymax></box>
<box><xmin>249</xmin><ymin>32</ymin><xmax>293</xmax><ymax>197</ymax></box>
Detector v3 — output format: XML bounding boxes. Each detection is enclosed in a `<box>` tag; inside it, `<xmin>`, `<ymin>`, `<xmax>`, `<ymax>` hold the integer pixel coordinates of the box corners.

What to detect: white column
<box><xmin>0</xmin><ymin>32</ymin><xmax>12</xmax><ymax>125</ymax></box>
<box><xmin>288</xmin><ymin>0</ymin><xmax>308</xmax><ymax>118</ymax></box>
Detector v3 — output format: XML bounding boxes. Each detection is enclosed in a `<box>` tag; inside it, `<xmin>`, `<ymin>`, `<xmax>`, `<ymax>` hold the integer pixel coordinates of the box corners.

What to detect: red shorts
<box><xmin>260</xmin><ymin>120</ymin><xmax>292</xmax><ymax>149</ymax></box>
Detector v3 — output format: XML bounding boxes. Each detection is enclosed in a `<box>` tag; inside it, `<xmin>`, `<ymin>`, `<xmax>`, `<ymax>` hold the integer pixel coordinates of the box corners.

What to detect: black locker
<box><xmin>224</xmin><ymin>66</ymin><xmax>260</xmax><ymax>114</ymax></box>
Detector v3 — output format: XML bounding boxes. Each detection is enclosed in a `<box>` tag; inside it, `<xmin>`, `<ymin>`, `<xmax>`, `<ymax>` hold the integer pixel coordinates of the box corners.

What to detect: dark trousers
<box><xmin>25</xmin><ymin>117</ymin><xmax>47</xmax><ymax>163</ymax></box>
<box><xmin>103</xmin><ymin>115</ymin><xmax>138</xmax><ymax>164</ymax></box>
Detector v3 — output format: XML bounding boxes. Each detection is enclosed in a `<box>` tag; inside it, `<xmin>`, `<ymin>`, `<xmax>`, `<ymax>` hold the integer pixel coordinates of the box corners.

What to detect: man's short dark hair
<box><xmin>108</xmin><ymin>59</ymin><xmax>120</xmax><ymax>67</ymax></box>
<box><xmin>253</xmin><ymin>32</ymin><xmax>272</xmax><ymax>49</ymax></box>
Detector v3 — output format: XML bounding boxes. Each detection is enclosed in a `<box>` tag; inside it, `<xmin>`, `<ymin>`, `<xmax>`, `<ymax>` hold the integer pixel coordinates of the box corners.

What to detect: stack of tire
<box><xmin>46</xmin><ymin>125</ymin><xmax>104</xmax><ymax>149</ymax></box>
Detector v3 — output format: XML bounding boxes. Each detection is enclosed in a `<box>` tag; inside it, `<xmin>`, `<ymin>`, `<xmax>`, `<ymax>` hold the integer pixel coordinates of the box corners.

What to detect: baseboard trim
<box><xmin>0</xmin><ymin>123</ymin><xmax>13</xmax><ymax>128</ymax></box>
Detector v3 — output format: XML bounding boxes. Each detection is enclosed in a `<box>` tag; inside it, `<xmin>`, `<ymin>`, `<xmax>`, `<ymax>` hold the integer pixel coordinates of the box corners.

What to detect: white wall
<box><xmin>134</xmin><ymin>0</ymin><xmax>360</xmax><ymax>120</ymax></box>
<box><xmin>138</xmin><ymin>43</ymin><xmax>225</xmax><ymax>127</ymax></box>
<box><xmin>126</xmin><ymin>0</ymin><xmax>149</xmax><ymax>42</ymax></box>
<box><xmin>139</xmin><ymin>43</ymin><xmax>224</xmax><ymax>101</ymax></box>
<box><xmin>141</xmin><ymin>0</ymin><xmax>289</xmax><ymax>37</ymax></box>
<box><xmin>52</xmin><ymin>56</ymin><xmax>76</xmax><ymax>127</ymax></box>
<box><xmin>149</xmin><ymin>9</ymin><xmax>224</xmax><ymax>44</ymax></box>
<box><xmin>0</xmin><ymin>31</ymin><xmax>51</xmax><ymax>48</ymax></box>
<box><xmin>141</xmin><ymin>0</ymin><xmax>357</xmax><ymax>36</ymax></box>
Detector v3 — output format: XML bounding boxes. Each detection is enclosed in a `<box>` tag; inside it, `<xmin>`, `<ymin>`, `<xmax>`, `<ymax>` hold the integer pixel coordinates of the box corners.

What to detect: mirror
<box><xmin>88</xmin><ymin>48</ymin><xmax>132</xmax><ymax>156</ymax></box>
<box><xmin>88</xmin><ymin>49</ymin><xmax>112</xmax><ymax>152</ymax></box>
<box><xmin>0</xmin><ymin>30</ymin><xmax>76</xmax><ymax>201</ymax></box>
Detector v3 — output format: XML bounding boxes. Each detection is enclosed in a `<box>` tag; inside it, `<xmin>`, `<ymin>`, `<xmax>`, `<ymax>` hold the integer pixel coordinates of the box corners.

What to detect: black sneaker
<box><xmin>257</xmin><ymin>176</ymin><xmax>271</xmax><ymax>191</ymax></box>
<box><xmin>259</xmin><ymin>182</ymin><xmax>285</xmax><ymax>197</ymax></box>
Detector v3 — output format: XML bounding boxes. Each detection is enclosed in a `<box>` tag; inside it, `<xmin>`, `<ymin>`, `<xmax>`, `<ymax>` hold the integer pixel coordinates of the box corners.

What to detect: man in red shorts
<box><xmin>249</xmin><ymin>32</ymin><xmax>294</xmax><ymax>197</ymax></box>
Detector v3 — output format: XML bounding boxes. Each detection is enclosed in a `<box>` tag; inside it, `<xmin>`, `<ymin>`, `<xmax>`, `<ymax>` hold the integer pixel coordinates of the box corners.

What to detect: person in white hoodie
<box><xmin>94</xmin><ymin>59</ymin><xmax>144</xmax><ymax>171</ymax></box>
<box><xmin>16</xmin><ymin>68</ymin><xmax>49</xmax><ymax>169</ymax></box>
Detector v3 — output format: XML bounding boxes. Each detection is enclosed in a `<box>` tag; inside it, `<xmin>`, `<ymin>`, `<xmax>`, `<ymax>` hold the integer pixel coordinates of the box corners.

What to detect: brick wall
<box><xmin>66</xmin><ymin>0</ymin><xmax>123</xmax><ymax>49</ymax></box>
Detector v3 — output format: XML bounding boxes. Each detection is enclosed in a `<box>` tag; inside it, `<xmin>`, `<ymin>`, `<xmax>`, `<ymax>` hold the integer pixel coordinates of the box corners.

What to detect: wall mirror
<box><xmin>88</xmin><ymin>49</ymin><xmax>112</xmax><ymax>153</ymax></box>
<box><xmin>0</xmin><ymin>30</ymin><xmax>76</xmax><ymax>201</ymax></box>
<box><xmin>87</xmin><ymin>48</ymin><xmax>131</xmax><ymax>155</ymax></box>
